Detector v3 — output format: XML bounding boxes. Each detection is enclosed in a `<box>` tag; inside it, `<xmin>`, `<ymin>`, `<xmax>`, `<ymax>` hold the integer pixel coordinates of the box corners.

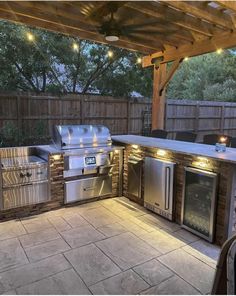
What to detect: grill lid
<box><xmin>1</xmin><ymin>156</ymin><xmax>46</xmax><ymax>169</ymax></box>
<box><xmin>53</xmin><ymin>125</ymin><xmax>112</xmax><ymax>150</ymax></box>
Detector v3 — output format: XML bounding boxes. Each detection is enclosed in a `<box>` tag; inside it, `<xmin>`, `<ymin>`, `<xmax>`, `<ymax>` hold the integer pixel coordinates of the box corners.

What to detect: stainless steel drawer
<box><xmin>2</xmin><ymin>165</ymin><xmax>48</xmax><ymax>187</ymax></box>
<box><xmin>2</xmin><ymin>181</ymin><xmax>49</xmax><ymax>210</ymax></box>
<box><xmin>65</xmin><ymin>175</ymin><xmax>112</xmax><ymax>204</ymax></box>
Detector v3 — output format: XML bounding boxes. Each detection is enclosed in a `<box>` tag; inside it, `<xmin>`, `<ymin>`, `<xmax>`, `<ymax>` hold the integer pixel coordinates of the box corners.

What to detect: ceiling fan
<box><xmin>81</xmin><ymin>2</ymin><xmax>177</xmax><ymax>42</ymax></box>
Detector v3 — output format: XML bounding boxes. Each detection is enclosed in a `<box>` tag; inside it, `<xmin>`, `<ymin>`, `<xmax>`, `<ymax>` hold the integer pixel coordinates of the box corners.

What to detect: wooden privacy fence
<box><xmin>0</xmin><ymin>93</ymin><xmax>151</xmax><ymax>139</ymax></box>
<box><xmin>2</xmin><ymin>93</ymin><xmax>236</xmax><ymax>143</ymax></box>
<box><xmin>165</xmin><ymin>100</ymin><xmax>236</xmax><ymax>142</ymax></box>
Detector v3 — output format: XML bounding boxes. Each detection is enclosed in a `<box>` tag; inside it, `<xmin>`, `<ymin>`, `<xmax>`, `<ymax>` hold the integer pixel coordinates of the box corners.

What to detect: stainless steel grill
<box><xmin>52</xmin><ymin>125</ymin><xmax>116</xmax><ymax>204</ymax></box>
<box><xmin>0</xmin><ymin>155</ymin><xmax>49</xmax><ymax>210</ymax></box>
<box><xmin>53</xmin><ymin>125</ymin><xmax>112</xmax><ymax>150</ymax></box>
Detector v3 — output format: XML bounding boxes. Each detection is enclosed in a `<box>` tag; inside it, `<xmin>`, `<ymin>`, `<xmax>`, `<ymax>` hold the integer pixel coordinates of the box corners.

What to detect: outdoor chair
<box><xmin>211</xmin><ymin>234</ymin><xmax>236</xmax><ymax>294</ymax></box>
<box><xmin>230</xmin><ymin>137</ymin><xmax>236</xmax><ymax>148</ymax></box>
<box><xmin>203</xmin><ymin>134</ymin><xmax>232</xmax><ymax>147</ymax></box>
<box><xmin>150</xmin><ymin>129</ymin><xmax>168</xmax><ymax>139</ymax></box>
<box><xmin>175</xmin><ymin>131</ymin><xmax>197</xmax><ymax>142</ymax></box>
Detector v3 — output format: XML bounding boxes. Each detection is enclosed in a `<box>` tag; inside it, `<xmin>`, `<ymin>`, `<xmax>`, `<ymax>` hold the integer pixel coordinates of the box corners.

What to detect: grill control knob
<box><xmin>20</xmin><ymin>172</ymin><xmax>25</xmax><ymax>178</ymax></box>
<box><xmin>26</xmin><ymin>172</ymin><xmax>32</xmax><ymax>178</ymax></box>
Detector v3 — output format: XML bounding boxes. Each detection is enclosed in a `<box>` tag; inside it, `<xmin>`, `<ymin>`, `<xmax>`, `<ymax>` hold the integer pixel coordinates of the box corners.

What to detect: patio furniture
<box><xmin>203</xmin><ymin>134</ymin><xmax>232</xmax><ymax>147</ymax></box>
<box><xmin>175</xmin><ymin>131</ymin><xmax>197</xmax><ymax>142</ymax></box>
<box><xmin>150</xmin><ymin>129</ymin><xmax>168</xmax><ymax>139</ymax></box>
<box><xmin>230</xmin><ymin>137</ymin><xmax>236</xmax><ymax>148</ymax></box>
<box><xmin>211</xmin><ymin>234</ymin><xmax>236</xmax><ymax>295</ymax></box>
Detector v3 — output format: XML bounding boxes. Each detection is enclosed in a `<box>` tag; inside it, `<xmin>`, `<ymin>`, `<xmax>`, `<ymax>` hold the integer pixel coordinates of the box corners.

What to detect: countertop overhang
<box><xmin>112</xmin><ymin>135</ymin><xmax>236</xmax><ymax>164</ymax></box>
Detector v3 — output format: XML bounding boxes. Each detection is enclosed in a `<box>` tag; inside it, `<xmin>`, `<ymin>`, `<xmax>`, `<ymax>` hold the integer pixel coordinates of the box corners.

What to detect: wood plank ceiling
<box><xmin>0</xmin><ymin>1</ymin><xmax>236</xmax><ymax>58</ymax></box>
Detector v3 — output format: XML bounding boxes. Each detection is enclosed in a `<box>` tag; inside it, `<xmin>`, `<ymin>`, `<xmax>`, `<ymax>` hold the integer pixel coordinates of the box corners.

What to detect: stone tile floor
<box><xmin>0</xmin><ymin>197</ymin><xmax>220</xmax><ymax>295</ymax></box>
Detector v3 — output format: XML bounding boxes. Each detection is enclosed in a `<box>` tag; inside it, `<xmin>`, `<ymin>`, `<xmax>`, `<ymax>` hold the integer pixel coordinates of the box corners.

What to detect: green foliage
<box><xmin>0</xmin><ymin>20</ymin><xmax>152</xmax><ymax>97</ymax></box>
<box><xmin>167</xmin><ymin>51</ymin><xmax>236</xmax><ymax>101</ymax></box>
<box><xmin>0</xmin><ymin>120</ymin><xmax>50</xmax><ymax>147</ymax></box>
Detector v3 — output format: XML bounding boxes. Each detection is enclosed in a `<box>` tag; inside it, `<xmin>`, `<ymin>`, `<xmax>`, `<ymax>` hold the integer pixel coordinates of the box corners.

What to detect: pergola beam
<box><xmin>164</xmin><ymin>1</ymin><xmax>234</xmax><ymax>30</ymax></box>
<box><xmin>126</xmin><ymin>2</ymin><xmax>222</xmax><ymax>38</ymax></box>
<box><xmin>142</xmin><ymin>31</ymin><xmax>236</xmax><ymax>67</ymax></box>
<box><xmin>216</xmin><ymin>1</ymin><xmax>236</xmax><ymax>12</ymax></box>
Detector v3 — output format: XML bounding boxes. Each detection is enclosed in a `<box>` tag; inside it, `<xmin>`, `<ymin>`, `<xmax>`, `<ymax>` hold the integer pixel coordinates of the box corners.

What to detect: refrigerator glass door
<box><xmin>182</xmin><ymin>167</ymin><xmax>217</xmax><ymax>242</ymax></box>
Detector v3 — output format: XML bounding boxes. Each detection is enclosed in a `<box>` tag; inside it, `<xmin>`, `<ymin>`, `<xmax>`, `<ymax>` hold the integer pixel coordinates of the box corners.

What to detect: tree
<box><xmin>167</xmin><ymin>50</ymin><xmax>236</xmax><ymax>101</ymax></box>
<box><xmin>0</xmin><ymin>20</ymin><xmax>152</xmax><ymax>97</ymax></box>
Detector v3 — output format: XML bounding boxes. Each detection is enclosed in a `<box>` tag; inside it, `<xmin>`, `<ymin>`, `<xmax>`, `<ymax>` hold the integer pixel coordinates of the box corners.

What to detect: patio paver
<box><xmin>0</xmin><ymin>197</ymin><xmax>220</xmax><ymax>295</ymax></box>
<box><xmin>89</xmin><ymin>270</ymin><xmax>150</xmax><ymax>295</ymax></box>
<box><xmin>16</xmin><ymin>269</ymin><xmax>91</xmax><ymax>295</ymax></box>
<box><xmin>64</xmin><ymin>243</ymin><xmax>121</xmax><ymax>286</ymax></box>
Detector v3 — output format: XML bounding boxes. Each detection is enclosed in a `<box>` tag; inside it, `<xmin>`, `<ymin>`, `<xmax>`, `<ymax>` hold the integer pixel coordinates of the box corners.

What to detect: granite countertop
<box><xmin>112</xmin><ymin>135</ymin><xmax>236</xmax><ymax>164</ymax></box>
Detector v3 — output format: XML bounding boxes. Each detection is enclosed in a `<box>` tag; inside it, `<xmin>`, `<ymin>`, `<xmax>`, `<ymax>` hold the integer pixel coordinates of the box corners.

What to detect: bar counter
<box><xmin>112</xmin><ymin>135</ymin><xmax>236</xmax><ymax>246</ymax></box>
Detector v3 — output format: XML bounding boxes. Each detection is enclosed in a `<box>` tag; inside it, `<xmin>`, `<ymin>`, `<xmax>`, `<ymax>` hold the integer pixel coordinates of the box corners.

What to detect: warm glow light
<box><xmin>192</xmin><ymin>157</ymin><xmax>209</xmax><ymax>168</ymax></box>
<box><xmin>26</xmin><ymin>32</ymin><xmax>35</xmax><ymax>42</ymax></box>
<box><xmin>137</xmin><ymin>57</ymin><xmax>142</xmax><ymax>64</ymax></box>
<box><xmin>114</xmin><ymin>149</ymin><xmax>119</xmax><ymax>154</ymax></box>
<box><xmin>219</xmin><ymin>136</ymin><xmax>226</xmax><ymax>143</ymax></box>
<box><xmin>156</xmin><ymin>149</ymin><xmax>166</xmax><ymax>156</ymax></box>
<box><xmin>216</xmin><ymin>48</ymin><xmax>223</xmax><ymax>54</ymax></box>
<box><xmin>132</xmin><ymin>144</ymin><xmax>139</xmax><ymax>149</ymax></box>
<box><xmin>72</xmin><ymin>42</ymin><xmax>79</xmax><ymax>52</ymax></box>
<box><xmin>184</xmin><ymin>57</ymin><xmax>189</xmax><ymax>62</ymax></box>
<box><xmin>107</xmin><ymin>50</ymin><xmax>114</xmax><ymax>58</ymax></box>
<box><xmin>52</xmin><ymin>154</ymin><xmax>61</xmax><ymax>161</ymax></box>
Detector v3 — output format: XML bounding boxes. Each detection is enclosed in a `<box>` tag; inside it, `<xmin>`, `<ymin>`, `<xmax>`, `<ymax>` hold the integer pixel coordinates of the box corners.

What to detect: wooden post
<box><xmin>127</xmin><ymin>100</ymin><xmax>130</xmax><ymax>134</ymax></box>
<box><xmin>152</xmin><ymin>63</ymin><xmax>167</xmax><ymax>130</ymax></box>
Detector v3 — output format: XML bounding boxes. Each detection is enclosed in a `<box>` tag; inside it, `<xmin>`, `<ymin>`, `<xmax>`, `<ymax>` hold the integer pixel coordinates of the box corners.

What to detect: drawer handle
<box><xmin>83</xmin><ymin>187</ymin><xmax>95</xmax><ymax>191</ymax></box>
<box><xmin>26</xmin><ymin>172</ymin><xmax>32</xmax><ymax>177</ymax></box>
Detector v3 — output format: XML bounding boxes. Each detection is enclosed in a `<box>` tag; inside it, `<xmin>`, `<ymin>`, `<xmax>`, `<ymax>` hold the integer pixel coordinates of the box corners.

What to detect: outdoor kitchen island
<box><xmin>112</xmin><ymin>135</ymin><xmax>236</xmax><ymax>246</ymax></box>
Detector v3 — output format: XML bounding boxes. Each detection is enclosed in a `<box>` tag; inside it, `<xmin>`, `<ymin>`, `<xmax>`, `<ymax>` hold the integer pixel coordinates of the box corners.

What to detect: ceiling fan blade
<box><xmin>81</xmin><ymin>1</ymin><xmax>127</xmax><ymax>22</ymax></box>
<box><xmin>122</xmin><ymin>20</ymin><xmax>167</xmax><ymax>30</ymax></box>
<box><xmin>123</xmin><ymin>29</ymin><xmax>177</xmax><ymax>35</ymax></box>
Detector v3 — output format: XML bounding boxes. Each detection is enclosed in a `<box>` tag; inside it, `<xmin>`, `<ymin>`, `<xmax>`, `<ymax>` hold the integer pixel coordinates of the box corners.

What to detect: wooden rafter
<box><xmin>216</xmin><ymin>1</ymin><xmax>236</xmax><ymax>12</ymax></box>
<box><xmin>143</xmin><ymin>31</ymin><xmax>236</xmax><ymax>67</ymax></box>
<box><xmin>164</xmin><ymin>1</ymin><xmax>234</xmax><ymax>30</ymax></box>
<box><xmin>126</xmin><ymin>2</ymin><xmax>224</xmax><ymax>37</ymax></box>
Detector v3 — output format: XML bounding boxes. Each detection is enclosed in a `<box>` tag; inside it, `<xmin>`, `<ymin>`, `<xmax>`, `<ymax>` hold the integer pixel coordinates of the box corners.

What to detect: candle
<box><xmin>215</xmin><ymin>136</ymin><xmax>227</xmax><ymax>152</ymax></box>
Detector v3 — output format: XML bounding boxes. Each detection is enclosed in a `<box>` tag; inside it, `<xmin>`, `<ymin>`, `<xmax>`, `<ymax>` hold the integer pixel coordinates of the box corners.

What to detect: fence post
<box><xmin>194</xmin><ymin>102</ymin><xmax>200</xmax><ymax>133</ymax></box>
<box><xmin>220</xmin><ymin>105</ymin><xmax>225</xmax><ymax>134</ymax></box>
<box><xmin>127</xmin><ymin>100</ymin><xmax>130</xmax><ymax>134</ymax></box>
<box><xmin>17</xmin><ymin>95</ymin><xmax>22</xmax><ymax>143</ymax></box>
<box><xmin>80</xmin><ymin>97</ymin><xmax>84</xmax><ymax>124</ymax></box>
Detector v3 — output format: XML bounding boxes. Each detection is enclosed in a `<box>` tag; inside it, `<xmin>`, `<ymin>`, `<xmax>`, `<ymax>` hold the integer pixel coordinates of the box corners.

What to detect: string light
<box><xmin>216</xmin><ymin>48</ymin><xmax>223</xmax><ymax>54</ymax></box>
<box><xmin>107</xmin><ymin>50</ymin><xmax>114</xmax><ymax>58</ymax></box>
<box><xmin>26</xmin><ymin>32</ymin><xmax>35</xmax><ymax>42</ymax></box>
<box><xmin>72</xmin><ymin>42</ymin><xmax>79</xmax><ymax>52</ymax></box>
<box><xmin>184</xmin><ymin>57</ymin><xmax>189</xmax><ymax>62</ymax></box>
<box><xmin>137</xmin><ymin>57</ymin><xmax>142</xmax><ymax>64</ymax></box>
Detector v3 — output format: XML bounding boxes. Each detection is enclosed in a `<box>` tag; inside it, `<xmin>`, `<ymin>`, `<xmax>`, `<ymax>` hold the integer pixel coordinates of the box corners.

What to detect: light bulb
<box><xmin>26</xmin><ymin>32</ymin><xmax>35</xmax><ymax>42</ymax></box>
<box><xmin>107</xmin><ymin>50</ymin><xmax>113</xmax><ymax>58</ymax></box>
<box><xmin>72</xmin><ymin>42</ymin><xmax>79</xmax><ymax>52</ymax></box>
<box><xmin>137</xmin><ymin>57</ymin><xmax>142</xmax><ymax>64</ymax></box>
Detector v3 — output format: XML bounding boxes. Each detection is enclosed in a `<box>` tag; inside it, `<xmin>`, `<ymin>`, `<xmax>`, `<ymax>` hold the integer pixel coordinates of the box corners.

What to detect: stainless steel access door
<box><xmin>65</xmin><ymin>175</ymin><xmax>112</xmax><ymax>204</ymax></box>
<box><xmin>144</xmin><ymin>157</ymin><xmax>175</xmax><ymax>220</ymax></box>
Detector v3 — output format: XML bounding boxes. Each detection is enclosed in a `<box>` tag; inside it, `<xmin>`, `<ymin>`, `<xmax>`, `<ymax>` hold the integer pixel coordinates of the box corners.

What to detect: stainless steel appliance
<box><xmin>53</xmin><ymin>125</ymin><xmax>117</xmax><ymax>204</ymax></box>
<box><xmin>0</xmin><ymin>155</ymin><xmax>49</xmax><ymax>210</ymax></box>
<box><xmin>127</xmin><ymin>155</ymin><xmax>142</xmax><ymax>202</ymax></box>
<box><xmin>181</xmin><ymin>167</ymin><xmax>218</xmax><ymax>242</ymax></box>
<box><xmin>144</xmin><ymin>157</ymin><xmax>175</xmax><ymax>220</ymax></box>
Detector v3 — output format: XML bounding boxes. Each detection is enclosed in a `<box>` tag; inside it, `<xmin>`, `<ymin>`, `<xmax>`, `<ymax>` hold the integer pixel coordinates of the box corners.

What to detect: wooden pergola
<box><xmin>1</xmin><ymin>1</ymin><xmax>236</xmax><ymax>130</ymax></box>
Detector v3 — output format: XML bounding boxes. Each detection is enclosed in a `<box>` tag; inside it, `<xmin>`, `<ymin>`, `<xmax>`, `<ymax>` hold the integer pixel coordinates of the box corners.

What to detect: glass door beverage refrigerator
<box><xmin>181</xmin><ymin>167</ymin><xmax>218</xmax><ymax>242</ymax></box>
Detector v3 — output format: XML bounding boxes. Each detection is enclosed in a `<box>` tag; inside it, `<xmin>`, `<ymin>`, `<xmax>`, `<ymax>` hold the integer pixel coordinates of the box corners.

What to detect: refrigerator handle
<box><xmin>165</xmin><ymin>167</ymin><xmax>171</xmax><ymax>210</ymax></box>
